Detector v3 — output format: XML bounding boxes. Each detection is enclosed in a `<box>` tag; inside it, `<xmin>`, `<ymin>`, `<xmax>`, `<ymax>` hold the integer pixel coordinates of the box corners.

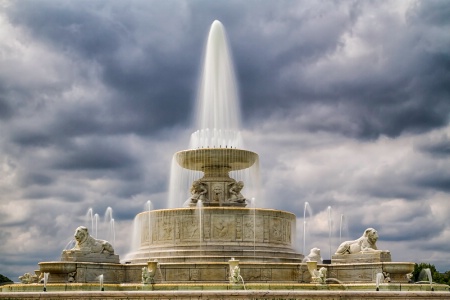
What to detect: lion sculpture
<box><xmin>71</xmin><ymin>226</ymin><xmax>115</xmax><ymax>255</ymax></box>
<box><xmin>335</xmin><ymin>228</ymin><xmax>380</xmax><ymax>255</ymax></box>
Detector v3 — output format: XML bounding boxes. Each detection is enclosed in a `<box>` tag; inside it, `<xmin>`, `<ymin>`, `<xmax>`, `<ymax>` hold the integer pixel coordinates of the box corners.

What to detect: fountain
<box><xmin>123</xmin><ymin>20</ymin><xmax>301</xmax><ymax>268</ymax></box>
<box><xmin>1</xmin><ymin>20</ymin><xmax>449</xmax><ymax>299</ymax></box>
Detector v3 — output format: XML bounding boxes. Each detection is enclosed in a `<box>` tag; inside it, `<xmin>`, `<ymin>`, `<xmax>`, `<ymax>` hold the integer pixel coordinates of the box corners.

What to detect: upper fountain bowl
<box><xmin>175</xmin><ymin>148</ymin><xmax>258</xmax><ymax>171</ymax></box>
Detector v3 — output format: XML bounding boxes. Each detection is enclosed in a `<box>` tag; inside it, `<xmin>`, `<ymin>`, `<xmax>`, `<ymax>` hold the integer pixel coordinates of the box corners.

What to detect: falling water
<box><xmin>63</xmin><ymin>239</ymin><xmax>76</xmax><ymax>250</ymax></box>
<box><xmin>110</xmin><ymin>219</ymin><xmax>115</xmax><ymax>247</ymax></box>
<box><xmin>146</xmin><ymin>200</ymin><xmax>153</xmax><ymax>254</ymax></box>
<box><xmin>94</xmin><ymin>213</ymin><xmax>99</xmax><ymax>238</ymax></box>
<box><xmin>196</xmin><ymin>200</ymin><xmax>204</xmax><ymax>248</ymax></box>
<box><xmin>419</xmin><ymin>268</ymin><xmax>434</xmax><ymax>291</ymax></box>
<box><xmin>339</xmin><ymin>214</ymin><xmax>344</xmax><ymax>243</ymax></box>
<box><xmin>43</xmin><ymin>272</ymin><xmax>49</xmax><ymax>292</ymax></box>
<box><xmin>127</xmin><ymin>214</ymin><xmax>142</xmax><ymax>260</ymax></box>
<box><xmin>327</xmin><ymin>206</ymin><xmax>332</xmax><ymax>259</ymax></box>
<box><xmin>375</xmin><ymin>272</ymin><xmax>384</xmax><ymax>291</ymax></box>
<box><xmin>250</xmin><ymin>197</ymin><xmax>256</xmax><ymax>258</ymax></box>
<box><xmin>98</xmin><ymin>274</ymin><xmax>104</xmax><ymax>291</ymax></box>
<box><xmin>192</xmin><ymin>20</ymin><xmax>241</xmax><ymax>148</ymax></box>
<box><xmin>104</xmin><ymin>207</ymin><xmax>115</xmax><ymax>246</ymax></box>
<box><xmin>303</xmin><ymin>202</ymin><xmax>313</xmax><ymax>254</ymax></box>
<box><xmin>86</xmin><ymin>208</ymin><xmax>94</xmax><ymax>233</ymax></box>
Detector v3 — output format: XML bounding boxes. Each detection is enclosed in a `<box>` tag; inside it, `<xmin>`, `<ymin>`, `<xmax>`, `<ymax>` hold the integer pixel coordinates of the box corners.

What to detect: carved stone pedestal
<box><xmin>332</xmin><ymin>251</ymin><xmax>391</xmax><ymax>264</ymax></box>
<box><xmin>61</xmin><ymin>250</ymin><xmax>120</xmax><ymax>263</ymax></box>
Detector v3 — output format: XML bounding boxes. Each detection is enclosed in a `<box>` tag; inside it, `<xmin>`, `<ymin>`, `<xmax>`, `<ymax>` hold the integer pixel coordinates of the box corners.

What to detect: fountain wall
<box><xmin>125</xmin><ymin>207</ymin><xmax>302</xmax><ymax>264</ymax></box>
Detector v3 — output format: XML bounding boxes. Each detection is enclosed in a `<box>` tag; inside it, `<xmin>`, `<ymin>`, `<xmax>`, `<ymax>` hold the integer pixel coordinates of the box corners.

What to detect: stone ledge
<box><xmin>61</xmin><ymin>251</ymin><xmax>120</xmax><ymax>263</ymax></box>
<box><xmin>332</xmin><ymin>251</ymin><xmax>391</xmax><ymax>264</ymax></box>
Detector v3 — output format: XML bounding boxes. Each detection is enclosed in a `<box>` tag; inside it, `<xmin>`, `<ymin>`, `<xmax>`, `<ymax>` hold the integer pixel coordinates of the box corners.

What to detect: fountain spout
<box><xmin>306</xmin><ymin>261</ymin><xmax>327</xmax><ymax>284</ymax></box>
<box><xmin>228</xmin><ymin>258</ymin><xmax>246</xmax><ymax>289</ymax></box>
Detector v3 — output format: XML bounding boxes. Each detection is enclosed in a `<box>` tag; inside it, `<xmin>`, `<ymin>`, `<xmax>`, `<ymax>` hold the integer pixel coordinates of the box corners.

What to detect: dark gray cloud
<box><xmin>1</xmin><ymin>0</ymin><xmax>450</xmax><ymax>281</ymax></box>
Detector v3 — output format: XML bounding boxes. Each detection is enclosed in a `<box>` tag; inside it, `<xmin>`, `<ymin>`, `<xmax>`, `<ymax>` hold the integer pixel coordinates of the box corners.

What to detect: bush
<box><xmin>0</xmin><ymin>274</ymin><xmax>13</xmax><ymax>284</ymax></box>
<box><xmin>412</xmin><ymin>263</ymin><xmax>449</xmax><ymax>284</ymax></box>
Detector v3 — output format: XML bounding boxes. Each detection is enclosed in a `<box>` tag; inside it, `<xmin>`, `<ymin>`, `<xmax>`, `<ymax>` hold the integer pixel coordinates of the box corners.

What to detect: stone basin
<box><xmin>39</xmin><ymin>262</ymin><xmax>77</xmax><ymax>274</ymax></box>
<box><xmin>382</xmin><ymin>262</ymin><xmax>415</xmax><ymax>283</ymax></box>
<box><xmin>175</xmin><ymin>148</ymin><xmax>258</xmax><ymax>171</ymax></box>
<box><xmin>382</xmin><ymin>262</ymin><xmax>415</xmax><ymax>274</ymax></box>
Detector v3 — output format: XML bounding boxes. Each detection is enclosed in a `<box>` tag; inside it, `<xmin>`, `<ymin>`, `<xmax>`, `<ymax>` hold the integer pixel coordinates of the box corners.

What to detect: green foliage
<box><xmin>412</xmin><ymin>263</ymin><xmax>450</xmax><ymax>285</ymax></box>
<box><xmin>0</xmin><ymin>274</ymin><xmax>13</xmax><ymax>284</ymax></box>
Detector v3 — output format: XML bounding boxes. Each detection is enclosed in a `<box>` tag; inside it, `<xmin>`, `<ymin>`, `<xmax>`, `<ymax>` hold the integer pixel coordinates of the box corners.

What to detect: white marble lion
<box><xmin>335</xmin><ymin>228</ymin><xmax>380</xmax><ymax>255</ymax></box>
<box><xmin>72</xmin><ymin>226</ymin><xmax>115</xmax><ymax>254</ymax></box>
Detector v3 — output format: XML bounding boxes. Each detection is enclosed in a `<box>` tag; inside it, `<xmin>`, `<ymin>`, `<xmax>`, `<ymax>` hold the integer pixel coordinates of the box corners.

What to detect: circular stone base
<box><xmin>125</xmin><ymin>207</ymin><xmax>302</xmax><ymax>264</ymax></box>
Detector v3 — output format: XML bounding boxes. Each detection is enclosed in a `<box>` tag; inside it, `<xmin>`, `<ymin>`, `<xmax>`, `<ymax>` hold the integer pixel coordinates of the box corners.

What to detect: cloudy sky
<box><xmin>1</xmin><ymin>0</ymin><xmax>449</xmax><ymax>281</ymax></box>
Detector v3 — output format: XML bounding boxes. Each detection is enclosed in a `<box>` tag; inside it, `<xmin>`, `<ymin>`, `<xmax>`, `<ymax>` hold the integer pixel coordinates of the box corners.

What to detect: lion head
<box><xmin>74</xmin><ymin>226</ymin><xmax>89</xmax><ymax>244</ymax></box>
<box><xmin>364</xmin><ymin>228</ymin><xmax>378</xmax><ymax>245</ymax></box>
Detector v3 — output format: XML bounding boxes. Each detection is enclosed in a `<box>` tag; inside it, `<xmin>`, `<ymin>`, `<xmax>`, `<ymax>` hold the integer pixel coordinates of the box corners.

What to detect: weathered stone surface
<box><xmin>332</xmin><ymin>251</ymin><xmax>391</xmax><ymax>264</ymax></box>
<box><xmin>125</xmin><ymin>207</ymin><xmax>302</xmax><ymax>264</ymax></box>
<box><xmin>61</xmin><ymin>251</ymin><xmax>120</xmax><ymax>263</ymax></box>
<box><xmin>39</xmin><ymin>261</ymin><xmax>142</xmax><ymax>284</ymax></box>
<box><xmin>2</xmin><ymin>290</ymin><xmax>450</xmax><ymax>299</ymax></box>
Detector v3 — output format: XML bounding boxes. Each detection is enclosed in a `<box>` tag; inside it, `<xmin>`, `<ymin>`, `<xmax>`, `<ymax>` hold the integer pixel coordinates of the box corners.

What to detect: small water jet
<box><xmin>86</xmin><ymin>208</ymin><xmax>94</xmax><ymax>233</ymax></box>
<box><xmin>306</xmin><ymin>261</ymin><xmax>327</xmax><ymax>284</ymax></box>
<box><xmin>104</xmin><ymin>207</ymin><xmax>114</xmax><ymax>244</ymax></box>
<box><xmin>376</xmin><ymin>272</ymin><xmax>384</xmax><ymax>291</ymax></box>
<box><xmin>303</xmin><ymin>202</ymin><xmax>313</xmax><ymax>254</ymax></box>
<box><xmin>142</xmin><ymin>260</ymin><xmax>158</xmax><ymax>284</ymax></box>
<box><xmin>339</xmin><ymin>214</ymin><xmax>345</xmax><ymax>243</ymax></box>
<box><xmin>418</xmin><ymin>268</ymin><xmax>434</xmax><ymax>291</ymax></box>
<box><xmin>42</xmin><ymin>272</ymin><xmax>49</xmax><ymax>292</ymax></box>
<box><xmin>229</xmin><ymin>258</ymin><xmax>246</xmax><ymax>290</ymax></box>
<box><xmin>97</xmin><ymin>274</ymin><xmax>104</xmax><ymax>291</ymax></box>
<box><xmin>94</xmin><ymin>213</ymin><xmax>99</xmax><ymax>238</ymax></box>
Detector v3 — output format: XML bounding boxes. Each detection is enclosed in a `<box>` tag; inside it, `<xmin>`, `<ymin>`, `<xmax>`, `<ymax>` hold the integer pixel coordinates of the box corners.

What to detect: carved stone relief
<box><xmin>212</xmin><ymin>216</ymin><xmax>234</xmax><ymax>240</ymax></box>
<box><xmin>181</xmin><ymin>216</ymin><xmax>199</xmax><ymax>240</ymax></box>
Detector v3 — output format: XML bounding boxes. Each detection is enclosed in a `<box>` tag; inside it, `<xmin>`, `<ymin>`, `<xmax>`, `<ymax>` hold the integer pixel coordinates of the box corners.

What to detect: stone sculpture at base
<box><xmin>335</xmin><ymin>228</ymin><xmax>383</xmax><ymax>255</ymax></box>
<box><xmin>61</xmin><ymin>226</ymin><xmax>119</xmax><ymax>263</ymax></box>
<box><xmin>332</xmin><ymin>227</ymin><xmax>391</xmax><ymax>264</ymax></box>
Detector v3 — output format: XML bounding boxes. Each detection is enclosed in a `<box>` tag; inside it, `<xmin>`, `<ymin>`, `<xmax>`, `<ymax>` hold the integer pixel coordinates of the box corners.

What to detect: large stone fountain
<box><xmin>2</xmin><ymin>20</ymin><xmax>449</xmax><ymax>299</ymax></box>
<box><xmin>124</xmin><ymin>20</ymin><xmax>303</xmax><ymax>271</ymax></box>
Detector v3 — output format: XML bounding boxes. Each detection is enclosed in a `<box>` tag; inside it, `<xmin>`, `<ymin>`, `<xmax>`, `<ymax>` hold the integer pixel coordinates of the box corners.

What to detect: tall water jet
<box><xmin>193</xmin><ymin>20</ymin><xmax>241</xmax><ymax>148</ymax></box>
<box><xmin>168</xmin><ymin>20</ymin><xmax>259</xmax><ymax>209</ymax></box>
<box><xmin>327</xmin><ymin>206</ymin><xmax>332</xmax><ymax>260</ymax></box>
